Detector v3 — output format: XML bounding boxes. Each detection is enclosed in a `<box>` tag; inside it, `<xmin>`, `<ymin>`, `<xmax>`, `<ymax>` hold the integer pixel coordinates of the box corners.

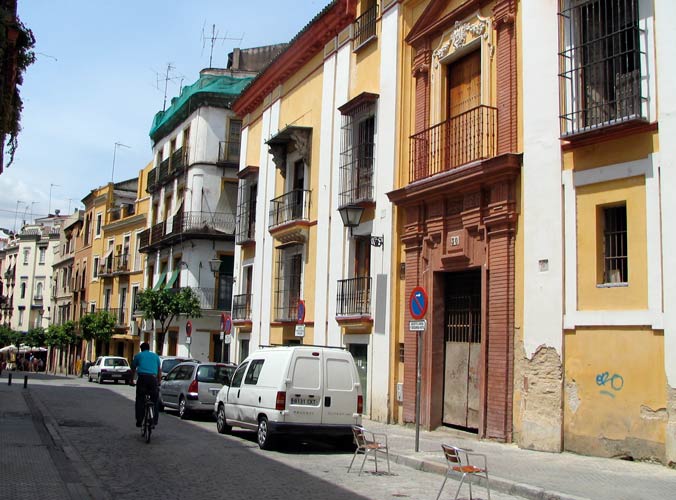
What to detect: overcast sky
<box><xmin>0</xmin><ymin>0</ymin><xmax>326</xmax><ymax>233</ymax></box>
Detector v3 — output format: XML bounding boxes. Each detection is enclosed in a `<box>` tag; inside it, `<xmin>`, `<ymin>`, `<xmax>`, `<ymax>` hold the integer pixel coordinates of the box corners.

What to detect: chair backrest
<box><xmin>352</xmin><ymin>425</ymin><xmax>367</xmax><ymax>447</ymax></box>
<box><xmin>441</xmin><ymin>444</ymin><xmax>463</xmax><ymax>465</ymax></box>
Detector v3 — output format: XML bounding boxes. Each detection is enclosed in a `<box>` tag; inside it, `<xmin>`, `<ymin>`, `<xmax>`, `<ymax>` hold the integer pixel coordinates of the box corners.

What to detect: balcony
<box><xmin>97</xmin><ymin>308</ymin><xmax>127</xmax><ymax>327</ymax></box>
<box><xmin>218</xmin><ymin>141</ymin><xmax>240</xmax><ymax>165</ymax></box>
<box><xmin>353</xmin><ymin>3</ymin><xmax>378</xmax><ymax>50</ymax></box>
<box><xmin>268</xmin><ymin>189</ymin><xmax>311</xmax><ymax>241</ymax></box>
<box><xmin>99</xmin><ymin>254</ymin><xmax>130</xmax><ymax>277</ymax></box>
<box><xmin>158</xmin><ymin>158</ymin><xmax>170</xmax><ymax>183</ymax></box>
<box><xmin>409</xmin><ymin>105</ymin><xmax>497</xmax><ymax>183</ymax></box>
<box><xmin>274</xmin><ymin>291</ymin><xmax>300</xmax><ymax>323</ymax></box>
<box><xmin>232</xmin><ymin>293</ymin><xmax>252</xmax><ymax>322</ymax></box>
<box><xmin>171</xmin><ymin>147</ymin><xmax>187</xmax><ymax>174</ymax></box>
<box><xmin>139</xmin><ymin>211</ymin><xmax>236</xmax><ymax>252</ymax></box>
<box><xmin>190</xmin><ymin>287</ymin><xmax>231</xmax><ymax>311</ymax></box>
<box><xmin>146</xmin><ymin>168</ymin><xmax>158</xmax><ymax>193</ymax></box>
<box><xmin>336</xmin><ymin>277</ymin><xmax>371</xmax><ymax>317</ymax></box>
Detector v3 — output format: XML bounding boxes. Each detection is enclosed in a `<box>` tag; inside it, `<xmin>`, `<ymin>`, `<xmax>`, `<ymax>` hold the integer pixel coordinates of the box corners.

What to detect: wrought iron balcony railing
<box><xmin>171</xmin><ymin>147</ymin><xmax>187</xmax><ymax>173</ymax></box>
<box><xmin>336</xmin><ymin>276</ymin><xmax>371</xmax><ymax>317</ymax></box>
<box><xmin>353</xmin><ymin>3</ymin><xmax>378</xmax><ymax>49</ymax></box>
<box><xmin>146</xmin><ymin>168</ymin><xmax>157</xmax><ymax>193</ymax></box>
<box><xmin>96</xmin><ymin>307</ymin><xmax>126</xmax><ymax>326</ymax></box>
<box><xmin>190</xmin><ymin>287</ymin><xmax>230</xmax><ymax>311</ymax></box>
<box><xmin>409</xmin><ymin>105</ymin><xmax>497</xmax><ymax>183</ymax></box>
<box><xmin>274</xmin><ymin>290</ymin><xmax>300</xmax><ymax>323</ymax></box>
<box><xmin>158</xmin><ymin>158</ymin><xmax>170</xmax><ymax>182</ymax></box>
<box><xmin>235</xmin><ymin>200</ymin><xmax>256</xmax><ymax>244</ymax></box>
<box><xmin>218</xmin><ymin>141</ymin><xmax>240</xmax><ymax>164</ymax></box>
<box><xmin>232</xmin><ymin>293</ymin><xmax>252</xmax><ymax>321</ymax></box>
<box><xmin>268</xmin><ymin>189</ymin><xmax>311</xmax><ymax>229</ymax></box>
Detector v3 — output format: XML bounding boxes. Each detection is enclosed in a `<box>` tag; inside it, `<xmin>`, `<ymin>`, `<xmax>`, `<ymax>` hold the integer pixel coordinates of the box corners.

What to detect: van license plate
<box><xmin>290</xmin><ymin>398</ymin><xmax>317</xmax><ymax>406</ymax></box>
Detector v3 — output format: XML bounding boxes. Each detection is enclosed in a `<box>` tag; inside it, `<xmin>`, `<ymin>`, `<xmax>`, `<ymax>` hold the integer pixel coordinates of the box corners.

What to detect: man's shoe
<box><xmin>136</xmin><ymin>421</ymin><xmax>142</xmax><ymax>428</ymax></box>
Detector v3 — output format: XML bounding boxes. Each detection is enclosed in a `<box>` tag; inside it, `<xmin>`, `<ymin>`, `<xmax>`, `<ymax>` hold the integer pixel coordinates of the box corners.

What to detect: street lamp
<box><xmin>208</xmin><ymin>258</ymin><xmax>221</xmax><ymax>274</ymax></box>
<box><xmin>337</xmin><ymin>204</ymin><xmax>384</xmax><ymax>247</ymax></box>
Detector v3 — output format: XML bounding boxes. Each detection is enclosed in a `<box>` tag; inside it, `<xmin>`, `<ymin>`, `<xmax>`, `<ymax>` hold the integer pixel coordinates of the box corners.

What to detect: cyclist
<box><xmin>130</xmin><ymin>342</ymin><xmax>161</xmax><ymax>428</ymax></box>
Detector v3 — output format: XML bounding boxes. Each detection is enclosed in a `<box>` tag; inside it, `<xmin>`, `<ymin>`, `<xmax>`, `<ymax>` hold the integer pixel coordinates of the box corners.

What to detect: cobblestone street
<box><xmin>2</xmin><ymin>374</ymin><xmax>519</xmax><ymax>500</ymax></box>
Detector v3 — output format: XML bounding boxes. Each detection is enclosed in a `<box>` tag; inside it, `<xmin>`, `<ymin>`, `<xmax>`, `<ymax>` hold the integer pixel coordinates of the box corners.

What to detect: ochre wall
<box><xmin>564</xmin><ymin>327</ymin><xmax>666</xmax><ymax>460</ymax></box>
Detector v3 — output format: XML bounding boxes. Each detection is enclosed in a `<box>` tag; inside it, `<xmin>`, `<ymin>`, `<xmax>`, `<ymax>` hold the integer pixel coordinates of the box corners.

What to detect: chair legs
<box><xmin>437</xmin><ymin>471</ymin><xmax>491</xmax><ymax>500</ymax></box>
<box><xmin>351</xmin><ymin>447</ymin><xmax>391</xmax><ymax>476</ymax></box>
<box><xmin>347</xmin><ymin>447</ymin><xmax>360</xmax><ymax>473</ymax></box>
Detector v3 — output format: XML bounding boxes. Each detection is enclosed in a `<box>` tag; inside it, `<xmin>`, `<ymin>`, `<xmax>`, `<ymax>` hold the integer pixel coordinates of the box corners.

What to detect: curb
<box><xmin>390</xmin><ymin>452</ymin><xmax>591</xmax><ymax>500</ymax></box>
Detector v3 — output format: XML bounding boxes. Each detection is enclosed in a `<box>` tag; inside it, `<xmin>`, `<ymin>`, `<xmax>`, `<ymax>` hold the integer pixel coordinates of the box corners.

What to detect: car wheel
<box><xmin>257</xmin><ymin>416</ymin><xmax>274</xmax><ymax>450</ymax></box>
<box><xmin>216</xmin><ymin>405</ymin><xmax>231</xmax><ymax>434</ymax></box>
<box><xmin>97</xmin><ymin>374</ymin><xmax>102</xmax><ymax>384</ymax></box>
<box><xmin>178</xmin><ymin>397</ymin><xmax>188</xmax><ymax>420</ymax></box>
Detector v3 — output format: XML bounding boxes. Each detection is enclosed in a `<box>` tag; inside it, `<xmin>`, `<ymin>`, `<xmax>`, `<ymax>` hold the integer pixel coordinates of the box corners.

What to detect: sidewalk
<box><xmin>363</xmin><ymin>417</ymin><xmax>676</xmax><ymax>500</ymax></box>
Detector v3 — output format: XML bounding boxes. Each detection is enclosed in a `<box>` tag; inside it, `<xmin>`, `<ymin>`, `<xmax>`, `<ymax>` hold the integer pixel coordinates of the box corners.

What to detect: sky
<box><xmin>0</xmin><ymin>0</ymin><xmax>328</xmax><ymax>234</ymax></box>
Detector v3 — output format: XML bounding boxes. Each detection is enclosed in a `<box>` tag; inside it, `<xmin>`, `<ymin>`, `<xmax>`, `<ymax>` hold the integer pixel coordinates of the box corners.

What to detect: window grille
<box><xmin>603</xmin><ymin>205</ymin><xmax>628</xmax><ymax>283</ymax></box>
<box><xmin>559</xmin><ymin>0</ymin><xmax>643</xmax><ymax>135</ymax></box>
<box><xmin>339</xmin><ymin>103</ymin><xmax>375</xmax><ymax>207</ymax></box>
<box><xmin>236</xmin><ymin>177</ymin><xmax>257</xmax><ymax>244</ymax></box>
<box><xmin>274</xmin><ymin>244</ymin><xmax>303</xmax><ymax>322</ymax></box>
<box><xmin>353</xmin><ymin>2</ymin><xmax>378</xmax><ymax>49</ymax></box>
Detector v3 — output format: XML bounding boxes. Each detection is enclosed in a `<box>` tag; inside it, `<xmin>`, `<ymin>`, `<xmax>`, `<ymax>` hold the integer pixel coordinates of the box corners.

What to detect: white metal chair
<box><xmin>347</xmin><ymin>425</ymin><xmax>391</xmax><ymax>475</ymax></box>
<box><xmin>436</xmin><ymin>444</ymin><xmax>491</xmax><ymax>500</ymax></box>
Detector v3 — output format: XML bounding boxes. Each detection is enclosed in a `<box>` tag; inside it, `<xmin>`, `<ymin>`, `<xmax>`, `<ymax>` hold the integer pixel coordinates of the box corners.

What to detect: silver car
<box><xmin>159</xmin><ymin>362</ymin><xmax>236</xmax><ymax>419</ymax></box>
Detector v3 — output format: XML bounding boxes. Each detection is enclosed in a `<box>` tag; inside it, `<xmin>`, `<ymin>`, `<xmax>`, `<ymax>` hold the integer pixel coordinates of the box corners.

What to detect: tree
<box><xmin>24</xmin><ymin>326</ymin><xmax>45</xmax><ymax>347</ymax></box>
<box><xmin>0</xmin><ymin>324</ymin><xmax>14</xmax><ymax>345</ymax></box>
<box><xmin>80</xmin><ymin>311</ymin><xmax>115</xmax><ymax>344</ymax></box>
<box><xmin>136</xmin><ymin>287</ymin><xmax>202</xmax><ymax>342</ymax></box>
<box><xmin>45</xmin><ymin>321</ymin><xmax>77</xmax><ymax>348</ymax></box>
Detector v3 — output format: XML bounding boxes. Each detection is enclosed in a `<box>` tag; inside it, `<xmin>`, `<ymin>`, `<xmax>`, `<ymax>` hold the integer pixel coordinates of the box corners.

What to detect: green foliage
<box><xmin>0</xmin><ymin>324</ymin><xmax>18</xmax><ymax>345</ymax></box>
<box><xmin>136</xmin><ymin>287</ymin><xmax>202</xmax><ymax>336</ymax></box>
<box><xmin>45</xmin><ymin>321</ymin><xmax>77</xmax><ymax>347</ymax></box>
<box><xmin>79</xmin><ymin>311</ymin><xmax>115</xmax><ymax>343</ymax></box>
<box><xmin>24</xmin><ymin>327</ymin><xmax>46</xmax><ymax>347</ymax></box>
<box><xmin>0</xmin><ymin>11</ymin><xmax>36</xmax><ymax>168</ymax></box>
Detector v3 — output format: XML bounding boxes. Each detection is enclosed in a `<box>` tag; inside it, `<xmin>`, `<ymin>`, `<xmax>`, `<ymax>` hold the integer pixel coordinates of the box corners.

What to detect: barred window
<box><xmin>559</xmin><ymin>0</ymin><xmax>643</xmax><ymax>135</ymax></box>
<box><xmin>339</xmin><ymin>98</ymin><xmax>377</xmax><ymax>207</ymax></box>
<box><xmin>602</xmin><ymin>205</ymin><xmax>628</xmax><ymax>284</ymax></box>
<box><xmin>236</xmin><ymin>177</ymin><xmax>257</xmax><ymax>244</ymax></box>
<box><xmin>274</xmin><ymin>244</ymin><xmax>303</xmax><ymax>322</ymax></box>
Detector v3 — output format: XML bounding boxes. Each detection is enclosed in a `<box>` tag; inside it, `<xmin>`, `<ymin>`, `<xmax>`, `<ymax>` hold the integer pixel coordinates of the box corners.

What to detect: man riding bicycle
<box><xmin>131</xmin><ymin>342</ymin><xmax>161</xmax><ymax>428</ymax></box>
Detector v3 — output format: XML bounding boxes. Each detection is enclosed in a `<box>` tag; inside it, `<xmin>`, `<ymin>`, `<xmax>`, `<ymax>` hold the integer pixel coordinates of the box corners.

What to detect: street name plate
<box><xmin>295</xmin><ymin>325</ymin><xmax>306</xmax><ymax>337</ymax></box>
<box><xmin>409</xmin><ymin>319</ymin><xmax>427</xmax><ymax>331</ymax></box>
<box><xmin>224</xmin><ymin>334</ymin><xmax>232</xmax><ymax>344</ymax></box>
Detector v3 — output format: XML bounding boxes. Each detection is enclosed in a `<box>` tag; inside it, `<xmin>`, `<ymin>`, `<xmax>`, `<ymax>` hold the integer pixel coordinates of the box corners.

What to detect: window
<box><xmin>244</xmin><ymin>359</ymin><xmax>265</xmax><ymax>385</ymax></box>
<box><xmin>18</xmin><ymin>308</ymin><xmax>23</xmax><ymax>326</ymax></box>
<box><xmin>93</xmin><ymin>257</ymin><xmax>99</xmax><ymax>279</ymax></box>
<box><xmin>339</xmin><ymin>97</ymin><xmax>376</xmax><ymax>206</ymax></box>
<box><xmin>35</xmin><ymin>282</ymin><xmax>43</xmax><ymax>299</ymax></box>
<box><xmin>239</xmin><ymin>339</ymin><xmax>250</xmax><ymax>363</ymax></box>
<box><xmin>353</xmin><ymin>0</ymin><xmax>378</xmax><ymax>49</ymax></box>
<box><xmin>23</xmin><ymin>249</ymin><xmax>29</xmax><ymax>265</ymax></box>
<box><xmin>230</xmin><ymin>362</ymin><xmax>249</xmax><ymax>388</ymax></box>
<box><xmin>227</xmin><ymin>119</ymin><xmax>242</xmax><ymax>161</ymax></box>
<box><xmin>95</xmin><ymin>213</ymin><xmax>102</xmax><ymax>236</ymax></box>
<box><xmin>236</xmin><ymin>177</ymin><xmax>257</xmax><ymax>244</ymax></box>
<box><xmin>559</xmin><ymin>0</ymin><xmax>642</xmax><ymax>135</ymax></box>
<box><xmin>134</xmin><ymin>232</ymin><xmax>142</xmax><ymax>271</ymax></box>
<box><xmin>274</xmin><ymin>244</ymin><xmax>303</xmax><ymax>322</ymax></box>
<box><xmin>20</xmin><ymin>281</ymin><xmax>26</xmax><ymax>299</ymax></box>
<box><xmin>38</xmin><ymin>247</ymin><xmax>46</xmax><ymax>264</ymax></box>
<box><xmin>217</xmin><ymin>255</ymin><xmax>234</xmax><ymax>310</ymax></box>
<box><xmin>601</xmin><ymin>204</ymin><xmax>628</xmax><ymax>284</ymax></box>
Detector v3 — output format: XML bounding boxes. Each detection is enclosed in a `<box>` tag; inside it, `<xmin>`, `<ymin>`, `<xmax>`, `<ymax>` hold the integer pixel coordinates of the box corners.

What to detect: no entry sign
<box><xmin>186</xmin><ymin>320</ymin><xmax>192</xmax><ymax>337</ymax></box>
<box><xmin>409</xmin><ymin>286</ymin><xmax>428</xmax><ymax>320</ymax></box>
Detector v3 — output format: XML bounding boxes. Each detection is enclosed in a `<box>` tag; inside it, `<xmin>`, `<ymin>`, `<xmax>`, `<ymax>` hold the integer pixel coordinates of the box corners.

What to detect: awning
<box><xmin>103</xmin><ymin>246</ymin><xmax>114</xmax><ymax>260</ymax></box>
<box><xmin>152</xmin><ymin>270</ymin><xmax>168</xmax><ymax>291</ymax></box>
<box><xmin>165</xmin><ymin>269</ymin><xmax>180</xmax><ymax>289</ymax></box>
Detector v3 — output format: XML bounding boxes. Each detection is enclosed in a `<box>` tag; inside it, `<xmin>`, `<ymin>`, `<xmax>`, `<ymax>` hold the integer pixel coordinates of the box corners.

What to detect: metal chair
<box><xmin>347</xmin><ymin>425</ymin><xmax>391</xmax><ymax>475</ymax></box>
<box><xmin>436</xmin><ymin>444</ymin><xmax>491</xmax><ymax>500</ymax></box>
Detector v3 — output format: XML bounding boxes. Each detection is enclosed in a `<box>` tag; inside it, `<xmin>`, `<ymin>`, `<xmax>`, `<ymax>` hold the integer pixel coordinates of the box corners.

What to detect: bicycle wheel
<box><xmin>143</xmin><ymin>407</ymin><xmax>152</xmax><ymax>444</ymax></box>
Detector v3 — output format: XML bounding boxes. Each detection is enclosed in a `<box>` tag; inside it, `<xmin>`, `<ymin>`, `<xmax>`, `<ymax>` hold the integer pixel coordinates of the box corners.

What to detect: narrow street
<box><xmin>2</xmin><ymin>374</ymin><xmax>521</xmax><ymax>500</ymax></box>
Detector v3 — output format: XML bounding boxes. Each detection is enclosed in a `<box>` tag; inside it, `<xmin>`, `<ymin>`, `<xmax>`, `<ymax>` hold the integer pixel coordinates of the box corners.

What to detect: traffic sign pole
<box><xmin>408</xmin><ymin>286</ymin><xmax>428</xmax><ymax>453</ymax></box>
<box><xmin>415</xmin><ymin>330</ymin><xmax>422</xmax><ymax>452</ymax></box>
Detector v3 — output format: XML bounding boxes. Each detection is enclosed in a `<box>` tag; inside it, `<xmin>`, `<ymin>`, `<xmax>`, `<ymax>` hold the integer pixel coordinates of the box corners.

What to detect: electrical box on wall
<box><xmin>396</xmin><ymin>382</ymin><xmax>403</xmax><ymax>402</ymax></box>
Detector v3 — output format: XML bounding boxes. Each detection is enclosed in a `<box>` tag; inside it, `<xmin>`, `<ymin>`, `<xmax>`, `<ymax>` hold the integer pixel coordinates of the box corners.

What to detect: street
<box><xmin>2</xmin><ymin>374</ymin><xmax>521</xmax><ymax>500</ymax></box>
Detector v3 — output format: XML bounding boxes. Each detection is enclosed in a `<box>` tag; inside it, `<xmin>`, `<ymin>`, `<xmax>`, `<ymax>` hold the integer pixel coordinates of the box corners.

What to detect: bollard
<box><xmin>8</xmin><ymin>373</ymin><xmax>12</xmax><ymax>385</ymax></box>
<box><xmin>24</xmin><ymin>375</ymin><xmax>28</xmax><ymax>388</ymax></box>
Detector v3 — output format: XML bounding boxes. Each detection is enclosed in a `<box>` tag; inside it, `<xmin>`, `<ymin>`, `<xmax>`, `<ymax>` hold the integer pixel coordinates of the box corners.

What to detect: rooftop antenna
<box><xmin>152</xmin><ymin>64</ymin><xmax>184</xmax><ymax>112</ymax></box>
<box><xmin>201</xmin><ymin>23</ymin><xmax>243</xmax><ymax>68</ymax></box>
<box><xmin>111</xmin><ymin>142</ymin><xmax>131</xmax><ymax>183</ymax></box>
<box><xmin>48</xmin><ymin>183</ymin><xmax>60</xmax><ymax>215</ymax></box>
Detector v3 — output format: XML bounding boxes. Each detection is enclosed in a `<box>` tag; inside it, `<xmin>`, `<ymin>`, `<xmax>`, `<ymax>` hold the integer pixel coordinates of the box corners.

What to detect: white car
<box><xmin>88</xmin><ymin>356</ymin><xmax>132</xmax><ymax>384</ymax></box>
<box><xmin>214</xmin><ymin>346</ymin><xmax>362</xmax><ymax>449</ymax></box>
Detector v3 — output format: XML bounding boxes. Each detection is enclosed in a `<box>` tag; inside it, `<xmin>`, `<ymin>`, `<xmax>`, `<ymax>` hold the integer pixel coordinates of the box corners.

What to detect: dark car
<box><xmin>159</xmin><ymin>356</ymin><xmax>197</xmax><ymax>379</ymax></box>
<box><xmin>159</xmin><ymin>362</ymin><xmax>236</xmax><ymax>419</ymax></box>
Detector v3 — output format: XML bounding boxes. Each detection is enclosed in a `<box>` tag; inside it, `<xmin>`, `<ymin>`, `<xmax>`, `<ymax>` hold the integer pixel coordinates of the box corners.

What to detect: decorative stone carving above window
<box><xmin>266</xmin><ymin>126</ymin><xmax>312</xmax><ymax>176</ymax></box>
<box><xmin>433</xmin><ymin>14</ymin><xmax>493</xmax><ymax>68</ymax></box>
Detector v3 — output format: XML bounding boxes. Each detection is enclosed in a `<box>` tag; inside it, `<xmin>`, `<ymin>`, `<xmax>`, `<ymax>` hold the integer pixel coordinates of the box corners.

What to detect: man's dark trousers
<box><xmin>135</xmin><ymin>374</ymin><xmax>159</xmax><ymax>425</ymax></box>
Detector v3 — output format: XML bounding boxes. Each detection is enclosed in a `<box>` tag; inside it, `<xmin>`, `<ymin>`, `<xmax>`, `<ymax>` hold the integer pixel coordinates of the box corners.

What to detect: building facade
<box><xmin>232</xmin><ymin>0</ymin><xmax>398</xmax><ymax>420</ymax></box>
<box><xmin>0</xmin><ymin>234</ymin><xmax>18</xmax><ymax>326</ymax></box>
<box><xmin>139</xmin><ymin>48</ymin><xmax>282</xmax><ymax>361</ymax></box>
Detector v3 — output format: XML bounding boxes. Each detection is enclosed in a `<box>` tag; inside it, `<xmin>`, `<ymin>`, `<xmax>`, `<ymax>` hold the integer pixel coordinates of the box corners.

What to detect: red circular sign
<box><xmin>186</xmin><ymin>320</ymin><xmax>192</xmax><ymax>337</ymax></box>
<box><xmin>409</xmin><ymin>286</ymin><xmax>428</xmax><ymax>320</ymax></box>
<box><xmin>220</xmin><ymin>312</ymin><xmax>227</xmax><ymax>331</ymax></box>
<box><xmin>224</xmin><ymin>315</ymin><xmax>232</xmax><ymax>335</ymax></box>
<box><xmin>297</xmin><ymin>299</ymin><xmax>306</xmax><ymax>324</ymax></box>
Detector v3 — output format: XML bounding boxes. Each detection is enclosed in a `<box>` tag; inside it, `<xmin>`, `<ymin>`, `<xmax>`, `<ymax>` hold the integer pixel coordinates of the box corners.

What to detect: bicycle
<box><xmin>142</xmin><ymin>394</ymin><xmax>155</xmax><ymax>443</ymax></box>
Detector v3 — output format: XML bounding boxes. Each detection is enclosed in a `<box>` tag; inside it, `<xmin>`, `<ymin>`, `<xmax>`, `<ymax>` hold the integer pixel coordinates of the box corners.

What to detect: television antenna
<box><xmin>201</xmin><ymin>23</ymin><xmax>243</xmax><ymax>68</ymax></box>
<box><xmin>154</xmin><ymin>63</ymin><xmax>184</xmax><ymax>112</ymax></box>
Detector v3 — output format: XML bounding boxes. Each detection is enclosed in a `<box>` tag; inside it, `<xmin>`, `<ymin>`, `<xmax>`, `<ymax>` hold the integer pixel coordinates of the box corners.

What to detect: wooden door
<box><xmin>447</xmin><ymin>51</ymin><xmax>481</xmax><ymax>167</ymax></box>
<box><xmin>443</xmin><ymin>270</ymin><xmax>481</xmax><ymax>429</ymax></box>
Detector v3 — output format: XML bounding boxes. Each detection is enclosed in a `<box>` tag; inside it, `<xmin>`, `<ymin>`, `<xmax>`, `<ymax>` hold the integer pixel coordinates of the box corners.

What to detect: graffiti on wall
<box><xmin>596</xmin><ymin>371</ymin><xmax>624</xmax><ymax>398</ymax></box>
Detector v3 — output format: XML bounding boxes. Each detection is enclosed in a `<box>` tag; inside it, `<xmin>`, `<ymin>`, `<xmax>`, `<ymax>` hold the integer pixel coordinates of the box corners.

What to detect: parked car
<box><xmin>159</xmin><ymin>356</ymin><xmax>197</xmax><ymax>379</ymax></box>
<box><xmin>87</xmin><ymin>356</ymin><xmax>132</xmax><ymax>384</ymax></box>
<box><xmin>160</xmin><ymin>361</ymin><xmax>236</xmax><ymax>419</ymax></box>
<box><xmin>214</xmin><ymin>346</ymin><xmax>363</xmax><ymax>450</ymax></box>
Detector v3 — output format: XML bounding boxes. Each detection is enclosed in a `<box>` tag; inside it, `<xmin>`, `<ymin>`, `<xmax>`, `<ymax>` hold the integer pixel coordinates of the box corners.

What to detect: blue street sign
<box><xmin>409</xmin><ymin>286</ymin><xmax>428</xmax><ymax>320</ymax></box>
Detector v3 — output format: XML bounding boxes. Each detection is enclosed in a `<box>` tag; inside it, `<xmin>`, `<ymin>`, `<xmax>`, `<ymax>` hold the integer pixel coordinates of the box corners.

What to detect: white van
<box><xmin>214</xmin><ymin>345</ymin><xmax>363</xmax><ymax>449</ymax></box>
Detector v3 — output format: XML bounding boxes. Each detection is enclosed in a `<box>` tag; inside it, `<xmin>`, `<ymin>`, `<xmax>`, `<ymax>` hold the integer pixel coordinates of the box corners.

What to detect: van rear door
<box><xmin>286</xmin><ymin>350</ymin><xmax>322</xmax><ymax>424</ymax></box>
<box><xmin>322</xmin><ymin>352</ymin><xmax>360</xmax><ymax>425</ymax></box>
